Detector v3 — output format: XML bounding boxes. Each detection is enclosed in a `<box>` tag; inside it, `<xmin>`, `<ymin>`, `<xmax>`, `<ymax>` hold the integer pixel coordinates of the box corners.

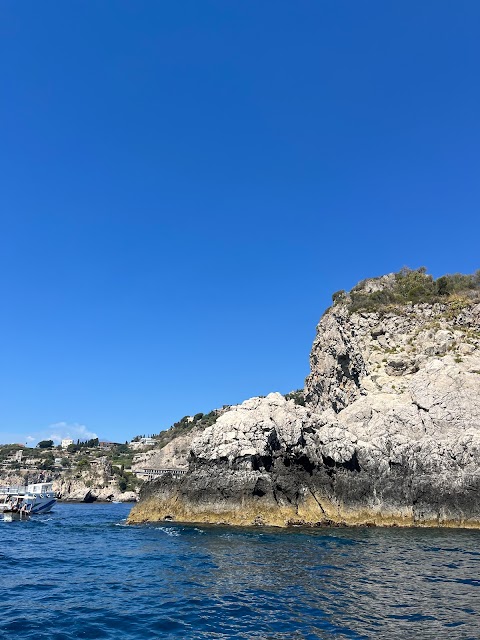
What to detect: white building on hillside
<box><xmin>61</xmin><ymin>438</ymin><xmax>74</xmax><ymax>449</ymax></box>
<box><xmin>130</xmin><ymin>436</ymin><xmax>156</xmax><ymax>450</ymax></box>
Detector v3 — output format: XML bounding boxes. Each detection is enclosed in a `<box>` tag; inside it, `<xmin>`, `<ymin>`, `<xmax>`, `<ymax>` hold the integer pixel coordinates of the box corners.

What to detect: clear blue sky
<box><xmin>1</xmin><ymin>1</ymin><xmax>479</xmax><ymax>445</ymax></box>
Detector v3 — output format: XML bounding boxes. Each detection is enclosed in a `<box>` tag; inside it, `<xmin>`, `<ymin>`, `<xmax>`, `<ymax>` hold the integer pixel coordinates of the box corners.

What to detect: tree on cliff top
<box><xmin>37</xmin><ymin>440</ymin><xmax>54</xmax><ymax>449</ymax></box>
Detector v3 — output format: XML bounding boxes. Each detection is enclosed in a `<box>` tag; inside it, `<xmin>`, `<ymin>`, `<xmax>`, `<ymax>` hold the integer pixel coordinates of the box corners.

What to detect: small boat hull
<box><xmin>0</xmin><ymin>482</ymin><xmax>57</xmax><ymax>515</ymax></box>
<box><xmin>25</xmin><ymin>497</ymin><xmax>56</xmax><ymax>514</ymax></box>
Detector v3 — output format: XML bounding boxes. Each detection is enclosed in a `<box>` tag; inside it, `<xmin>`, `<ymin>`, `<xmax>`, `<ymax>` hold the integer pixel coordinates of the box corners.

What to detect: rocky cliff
<box><xmin>131</xmin><ymin>432</ymin><xmax>197</xmax><ymax>473</ymax></box>
<box><xmin>54</xmin><ymin>463</ymin><xmax>137</xmax><ymax>502</ymax></box>
<box><xmin>128</xmin><ymin>271</ymin><xmax>480</xmax><ymax>527</ymax></box>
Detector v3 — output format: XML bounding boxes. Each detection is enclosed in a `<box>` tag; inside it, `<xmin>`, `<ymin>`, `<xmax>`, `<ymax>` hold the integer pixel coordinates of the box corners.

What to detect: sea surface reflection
<box><xmin>1</xmin><ymin>503</ymin><xmax>479</xmax><ymax>639</ymax></box>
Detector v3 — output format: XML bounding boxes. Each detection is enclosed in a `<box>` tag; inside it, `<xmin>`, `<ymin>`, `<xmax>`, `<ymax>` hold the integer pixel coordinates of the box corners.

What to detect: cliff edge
<box><xmin>129</xmin><ymin>270</ymin><xmax>480</xmax><ymax>527</ymax></box>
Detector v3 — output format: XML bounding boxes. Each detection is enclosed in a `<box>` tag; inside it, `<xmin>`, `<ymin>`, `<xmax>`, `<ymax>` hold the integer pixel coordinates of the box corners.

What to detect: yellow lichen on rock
<box><xmin>127</xmin><ymin>493</ymin><xmax>480</xmax><ymax>529</ymax></box>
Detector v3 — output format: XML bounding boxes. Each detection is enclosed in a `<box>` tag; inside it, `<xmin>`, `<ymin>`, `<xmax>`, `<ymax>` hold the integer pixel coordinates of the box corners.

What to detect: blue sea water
<box><xmin>1</xmin><ymin>503</ymin><xmax>479</xmax><ymax>639</ymax></box>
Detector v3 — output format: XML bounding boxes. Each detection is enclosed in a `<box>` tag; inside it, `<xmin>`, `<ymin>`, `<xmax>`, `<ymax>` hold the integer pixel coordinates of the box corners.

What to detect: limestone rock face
<box><xmin>53</xmin><ymin>460</ymin><xmax>137</xmax><ymax>502</ymax></box>
<box><xmin>191</xmin><ymin>394</ymin><xmax>309</xmax><ymax>463</ymax></box>
<box><xmin>129</xmin><ymin>281</ymin><xmax>480</xmax><ymax>528</ymax></box>
<box><xmin>131</xmin><ymin>432</ymin><xmax>195</xmax><ymax>472</ymax></box>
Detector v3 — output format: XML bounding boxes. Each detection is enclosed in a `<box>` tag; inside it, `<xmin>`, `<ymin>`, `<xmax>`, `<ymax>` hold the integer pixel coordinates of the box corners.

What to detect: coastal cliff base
<box><xmin>127</xmin><ymin>464</ymin><xmax>480</xmax><ymax>528</ymax></box>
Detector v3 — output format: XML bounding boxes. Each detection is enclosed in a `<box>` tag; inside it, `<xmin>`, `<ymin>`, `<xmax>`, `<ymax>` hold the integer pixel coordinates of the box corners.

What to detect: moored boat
<box><xmin>0</xmin><ymin>482</ymin><xmax>57</xmax><ymax>515</ymax></box>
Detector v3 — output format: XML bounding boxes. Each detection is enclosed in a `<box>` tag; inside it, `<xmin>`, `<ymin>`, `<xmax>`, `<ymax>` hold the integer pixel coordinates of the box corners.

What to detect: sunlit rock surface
<box><xmin>129</xmin><ymin>277</ymin><xmax>480</xmax><ymax>527</ymax></box>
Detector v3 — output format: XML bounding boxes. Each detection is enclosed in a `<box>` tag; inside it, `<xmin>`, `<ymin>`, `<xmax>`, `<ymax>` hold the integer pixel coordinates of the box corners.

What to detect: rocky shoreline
<box><xmin>128</xmin><ymin>272</ymin><xmax>480</xmax><ymax>528</ymax></box>
<box><xmin>127</xmin><ymin>394</ymin><xmax>480</xmax><ymax>528</ymax></box>
<box><xmin>0</xmin><ymin>467</ymin><xmax>138</xmax><ymax>504</ymax></box>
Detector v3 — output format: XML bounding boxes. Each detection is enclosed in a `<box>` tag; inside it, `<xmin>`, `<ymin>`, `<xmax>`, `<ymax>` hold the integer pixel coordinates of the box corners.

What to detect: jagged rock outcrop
<box><xmin>129</xmin><ymin>274</ymin><xmax>480</xmax><ymax>527</ymax></box>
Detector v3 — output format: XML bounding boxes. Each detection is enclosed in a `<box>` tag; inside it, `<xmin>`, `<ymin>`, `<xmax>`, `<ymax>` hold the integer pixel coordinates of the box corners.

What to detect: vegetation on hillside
<box><xmin>110</xmin><ymin>443</ymin><xmax>135</xmax><ymax>468</ymax></box>
<box><xmin>332</xmin><ymin>268</ymin><xmax>480</xmax><ymax>314</ymax></box>
<box><xmin>0</xmin><ymin>444</ymin><xmax>24</xmax><ymax>461</ymax></box>
<box><xmin>0</xmin><ymin>439</ymin><xmax>141</xmax><ymax>494</ymax></box>
<box><xmin>66</xmin><ymin>438</ymin><xmax>100</xmax><ymax>453</ymax></box>
<box><xmin>37</xmin><ymin>439</ymin><xmax>54</xmax><ymax>448</ymax></box>
<box><xmin>152</xmin><ymin>409</ymin><xmax>226</xmax><ymax>449</ymax></box>
<box><xmin>111</xmin><ymin>465</ymin><xmax>142</xmax><ymax>492</ymax></box>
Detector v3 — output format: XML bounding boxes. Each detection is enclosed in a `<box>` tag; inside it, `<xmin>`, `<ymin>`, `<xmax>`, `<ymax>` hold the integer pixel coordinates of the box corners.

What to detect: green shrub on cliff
<box><xmin>344</xmin><ymin>268</ymin><xmax>480</xmax><ymax>314</ymax></box>
<box><xmin>152</xmin><ymin>409</ymin><xmax>225</xmax><ymax>449</ymax></box>
<box><xmin>117</xmin><ymin>470</ymin><xmax>141</xmax><ymax>492</ymax></box>
<box><xmin>396</xmin><ymin>267</ymin><xmax>437</xmax><ymax>302</ymax></box>
<box><xmin>331</xmin><ymin>290</ymin><xmax>347</xmax><ymax>304</ymax></box>
<box><xmin>39</xmin><ymin>454</ymin><xmax>55</xmax><ymax>470</ymax></box>
<box><xmin>284</xmin><ymin>390</ymin><xmax>306</xmax><ymax>406</ymax></box>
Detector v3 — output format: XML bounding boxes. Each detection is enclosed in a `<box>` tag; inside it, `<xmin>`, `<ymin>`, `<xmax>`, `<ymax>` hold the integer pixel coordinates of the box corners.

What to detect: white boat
<box><xmin>0</xmin><ymin>482</ymin><xmax>57</xmax><ymax>515</ymax></box>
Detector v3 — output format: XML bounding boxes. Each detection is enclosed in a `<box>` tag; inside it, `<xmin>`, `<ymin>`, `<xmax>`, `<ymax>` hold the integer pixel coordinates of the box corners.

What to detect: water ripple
<box><xmin>1</xmin><ymin>504</ymin><xmax>479</xmax><ymax>639</ymax></box>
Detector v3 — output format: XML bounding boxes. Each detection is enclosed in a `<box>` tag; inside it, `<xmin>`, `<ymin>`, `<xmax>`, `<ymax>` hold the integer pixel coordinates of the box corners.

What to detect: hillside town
<box><xmin>0</xmin><ymin>435</ymin><xmax>177</xmax><ymax>502</ymax></box>
<box><xmin>0</xmin><ymin>410</ymin><xmax>222</xmax><ymax>501</ymax></box>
